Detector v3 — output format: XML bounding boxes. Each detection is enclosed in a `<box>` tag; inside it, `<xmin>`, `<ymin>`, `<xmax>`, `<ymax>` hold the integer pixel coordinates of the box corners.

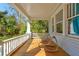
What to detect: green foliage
<box><xmin>19</xmin><ymin>22</ymin><xmax>26</xmax><ymax>35</ymax></box>
<box><xmin>0</xmin><ymin>11</ymin><xmax>27</xmax><ymax>40</ymax></box>
<box><xmin>31</xmin><ymin>20</ymin><xmax>48</xmax><ymax>33</ymax></box>
<box><xmin>5</xmin><ymin>16</ymin><xmax>16</xmax><ymax>35</ymax></box>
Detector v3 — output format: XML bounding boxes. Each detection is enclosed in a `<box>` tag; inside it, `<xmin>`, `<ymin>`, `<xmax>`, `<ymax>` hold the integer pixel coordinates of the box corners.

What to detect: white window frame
<box><xmin>67</xmin><ymin>3</ymin><xmax>79</xmax><ymax>38</ymax></box>
<box><xmin>55</xmin><ymin>9</ymin><xmax>63</xmax><ymax>34</ymax></box>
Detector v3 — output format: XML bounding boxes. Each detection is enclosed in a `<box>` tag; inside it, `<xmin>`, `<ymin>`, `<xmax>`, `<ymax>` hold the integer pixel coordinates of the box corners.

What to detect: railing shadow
<box><xmin>11</xmin><ymin>34</ymin><xmax>34</xmax><ymax>56</ymax></box>
<box><xmin>24</xmin><ymin>46</ymin><xmax>41</xmax><ymax>56</ymax></box>
<box><xmin>22</xmin><ymin>33</ymin><xmax>45</xmax><ymax>56</ymax></box>
<box><xmin>23</xmin><ymin>33</ymin><xmax>49</xmax><ymax>56</ymax></box>
<box><xmin>23</xmin><ymin>33</ymin><xmax>50</xmax><ymax>56</ymax></box>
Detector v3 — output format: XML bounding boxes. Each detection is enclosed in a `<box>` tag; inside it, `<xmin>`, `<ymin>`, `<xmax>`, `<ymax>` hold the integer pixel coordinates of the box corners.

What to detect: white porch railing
<box><xmin>0</xmin><ymin>33</ymin><xmax>31</xmax><ymax>56</ymax></box>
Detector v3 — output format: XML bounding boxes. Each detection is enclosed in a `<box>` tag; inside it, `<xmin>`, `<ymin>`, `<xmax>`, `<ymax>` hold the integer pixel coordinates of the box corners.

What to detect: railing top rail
<box><xmin>1</xmin><ymin>33</ymin><xmax>29</xmax><ymax>43</ymax></box>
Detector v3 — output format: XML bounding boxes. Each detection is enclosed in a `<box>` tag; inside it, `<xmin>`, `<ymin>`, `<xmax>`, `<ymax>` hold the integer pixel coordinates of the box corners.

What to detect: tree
<box><xmin>5</xmin><ymin>16</ymin><xmax>16</xmax><ymax>35</ymax></box>
<box><xmin>0</xmin><ymin>10</ymin><xmax>27</xmax><ymax>40</ymax></box>
<box><xmin>31</xmin><ymin>20</ymin><xmax>48</xmax><ymax>33</ymax></box>
<box><xmin>0</xmin><ymin>11</ymin><xmax>8</xmax><ymax>36</ymax></box>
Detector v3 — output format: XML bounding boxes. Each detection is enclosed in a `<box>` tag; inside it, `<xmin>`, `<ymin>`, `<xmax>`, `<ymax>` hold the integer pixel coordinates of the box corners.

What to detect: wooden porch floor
<box><xmin>11</xmin><ymin>38</ymin><xmax>69</xmax><ymax>56</ymax></box>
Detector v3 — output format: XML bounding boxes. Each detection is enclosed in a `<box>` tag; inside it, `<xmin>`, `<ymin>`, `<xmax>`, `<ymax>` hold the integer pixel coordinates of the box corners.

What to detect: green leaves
<box><xmin>31</xmin><ymin>20</ymin><xmax>48</xmax><ymax>33</ymax></box>
<box><xmin>0</xmin><ymin>11</ymin><xmax>27</xmax><ymax>40</ymax></box>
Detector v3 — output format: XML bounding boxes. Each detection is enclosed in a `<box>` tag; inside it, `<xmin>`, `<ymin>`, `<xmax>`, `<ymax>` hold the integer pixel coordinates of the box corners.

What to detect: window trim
<box><xmin>67</xmin><ymin>34</ymin><xmax>79</xmax><ymax>39</ymax></box>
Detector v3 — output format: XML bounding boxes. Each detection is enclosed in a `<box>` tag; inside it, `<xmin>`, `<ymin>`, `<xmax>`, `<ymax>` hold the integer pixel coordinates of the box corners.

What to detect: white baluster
<box><xmin>8</xmin><ymin>41</ymin><xmax>9</xmax><ymax>53</ymax></box>
<box><xmin>12</xmin><ymin>40</ymin><xmax>15</xmax><ymax>50</ymax></box>
<box><xmin>8</xmin><ymin>41</ymin><xmax>10</xmax><ymax>53</ymax></box>
<box><xmin>10</xmin><ymin>40</ymin><xmax>12</xmax><ymax>52</ymax></box>
<box><xmin>3</xmin><ymin>43</ymin><xmax>6</xmax><ymax>56</ymax></box>
<box><xmin>9</xmin><ymin>41</ymin><xmax>11</xmax><ymax>53</ymax></box>
<box><xmin>12</xmin><ymin>40</ymin><xmax>14</xmax><ymax>50</ymax></box>
<box><xmin>0</xmin><ymin>45</ymin><xmax>3</xmax><ymax>56</ymax></box>
<box><xmin>6</xmin><ymin>42</ymin><xmax>8</xmax><ymax>55</ymax></box>
<box><xmin>15</xmin><ymin>39</ymin><xmax>17</xmax><ymax>48</ymax></box>
<box><xmin>14</xmin><ymin>39</ymin><xmax>16</xmax><ymax>49</ymax></box>
<box><xmin>1</xmin><ymin>44</ymin><xmax>3</xmax><ymax>56</ymax></box>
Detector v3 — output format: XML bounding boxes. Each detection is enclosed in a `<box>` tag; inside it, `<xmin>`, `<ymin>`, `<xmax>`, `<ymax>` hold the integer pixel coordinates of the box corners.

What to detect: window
<box><xmin>67</xmin><ymin>3</ymin><xmax>76</xmax><ymax>18</ymax></box>
<box><xmin>52</xmin><ymin>18</ymin><xmax>54</xmax><ymax>32</ymax></box>
<box><xmin>67</xmin><ymin>4</ymin><xmax>71</xmax><ymax>18</ymax></box>
<box><xmin>67</xmin><ymin>3</ymin><xmax>79</xmax><ymax>36</ymax></box>
<box><xmin>56</xmin><ymin>23</ymin><xmax>63</xmax><ymax>33</ymax></box>
<box><xmin>73</xmin><ymin>3</ymin><xmax>75</xmax><ymax>16</ymax></box>
<box><xmin>68</xmin><ymin>16</ymin><xmax>79</xmax><ymax>35</ymax></box>
<box><xmin>76</xmin><ymin>3</ymin><xmax>79</xmax><ymax>15</ymax></box>
<box><xmin>56</xmin><ymin>9</ymin><xmax>63</xmax><ymax>33</ymax></box>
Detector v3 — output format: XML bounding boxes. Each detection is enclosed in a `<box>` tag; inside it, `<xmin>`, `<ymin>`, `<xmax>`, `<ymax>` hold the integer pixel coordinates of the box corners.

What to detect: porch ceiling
<box><xmin>13</xmin><ymin>3</ymin><xmax>61</xmax><ymax>20</ymax></box>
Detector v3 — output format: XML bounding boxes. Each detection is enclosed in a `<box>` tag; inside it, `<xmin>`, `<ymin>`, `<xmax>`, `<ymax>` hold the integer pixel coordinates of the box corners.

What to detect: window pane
<box><xmin>56</xmin><ymin>9</ymin><xmax>63</xmax><ymax>23</ymax></box>
<box><xmin>67</xmin><ymin>4</ymin><xmax>69</xmax><ymax>18</ymax></box>
<box><xmin>52</xmin><ymin>18</ymin><xmax>54</xmax><ymax>24</ymax></box>
<box><xmin>73</xmin><ymin>3</ymin><xmax>75</xmax><ymax>16</ymax></box>
<box><xmin>70</xmin><ymin>4</ymin><xmax>71</xmax><ymax>17</ymax></box>
<box><xmin>56</xmin><ymin>22</ymin><xmax>63</xmax><ymax>33</ymax></box>
<box><xmin>67</xmin><ymin>4</ymin><xmax>71</xmax><ymax>18</ymax></box>
<box><xmin>76</xmin><ymin>3</ymin><xmax>79</xmax><ymax>15</ymax></box>
<box><xmin>68</xmin><ymin>19</ymin><xmax>72</xmax><ymax>34</ymax></box>
<box><xmin>52</xmin><ymin>18</ymin><xmax>54</xmax><ymax>32</ymax></box>
<box><xmin>68</xmin><ymin>16</ymin><xmax>79</xmax><ymax>35</ymax></box>
<box><xmin>52</xmin><ymin>25</ymin><xmax>54</xmax><ymax>32</ymax></box>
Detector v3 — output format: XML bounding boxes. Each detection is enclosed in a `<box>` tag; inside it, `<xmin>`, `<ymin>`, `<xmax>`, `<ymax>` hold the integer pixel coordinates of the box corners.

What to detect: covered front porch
<box><xmin>0</xmin><ymin>3</ymin><xmax>79</xmax><ymax>56</ymax></box>
<box><xmin>11</xmin><ymin>34</ymin><xmax>69</xmax><ymax>56</ymax></box>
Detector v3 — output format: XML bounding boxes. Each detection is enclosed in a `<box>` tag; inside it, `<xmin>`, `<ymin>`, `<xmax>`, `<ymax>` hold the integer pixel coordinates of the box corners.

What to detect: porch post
<box><xmin>54</xmin><ymin>16</ymin><xmax>56</xmax><ymax>33</ymax></box>
<box><xmin>48</xmin><ymin>17</ymin><xmax>53</xmax><ymax>36</ymax></box>
<box><xmin>26</xmin><ymin>21</ymin><xmax>31</xmax><ymax>34</ymax></box>
<box><xmin>63</xmin><ymin>4</ymin><xmax>67</xmax><ymax>35</ymax></box>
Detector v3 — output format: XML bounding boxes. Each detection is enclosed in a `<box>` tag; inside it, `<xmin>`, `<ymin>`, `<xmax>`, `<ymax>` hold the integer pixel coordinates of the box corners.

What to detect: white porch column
<box><xmin>26</xmin><ymin>21</ymin><xmax>31</xmax><ymax>34</ymax></box>
<box><xmin>48</xmin><ymin>17</ymin><xmax>53</xmax><ymax>36</ymax></box>
<box><xmin>63</xmin><ymin>4</ymin><xmax>67</xmax><ymax>35</ymax></box>
<box><xmin>54</xmin><ymin>16</ymin><xmax>56</xmax><ymax>33</ymax></box>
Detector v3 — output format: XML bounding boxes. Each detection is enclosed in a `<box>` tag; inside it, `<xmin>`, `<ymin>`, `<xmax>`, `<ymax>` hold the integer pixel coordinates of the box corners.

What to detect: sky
<box><xmin>0</xmin><ymin>3</ymin><xmax>18</xmax><ymax>18</ymax></box>
<box><xmin>0</xmin><ymin>3</ymin><xmax>27</xmax><ymax>23</ymax></box>
<box><xmin>0</xmin><ymin>3</ymin><xmax>13</xmax><ymax>16</ymax></box>
<box><xmin>0</xmin><ymin>3</ymin><xmax>19</xmax><ymax>21</ymax></box>
<box><xmin>0</xmin><ymin>3</ymin><xmax>10</xmax><ymax>12</ymax></box>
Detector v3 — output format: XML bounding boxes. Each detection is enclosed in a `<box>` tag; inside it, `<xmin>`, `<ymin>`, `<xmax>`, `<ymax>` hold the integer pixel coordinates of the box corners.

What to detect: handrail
<box><xmin>3</xmin><ymin>34</ymin><xmax>27</xmax><ymax>42</ymax></box>
<box><xmin>0</xmin><ymin>33</ymin><xmax>30</xmax><ymax>56</ymax></box>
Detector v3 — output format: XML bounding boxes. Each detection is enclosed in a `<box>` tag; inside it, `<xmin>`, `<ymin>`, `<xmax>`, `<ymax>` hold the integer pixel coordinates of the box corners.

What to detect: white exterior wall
<box><xmin>48</xmin><ymin>4</ymin><xmax>79</xmax><ymax>56</ymax></box>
